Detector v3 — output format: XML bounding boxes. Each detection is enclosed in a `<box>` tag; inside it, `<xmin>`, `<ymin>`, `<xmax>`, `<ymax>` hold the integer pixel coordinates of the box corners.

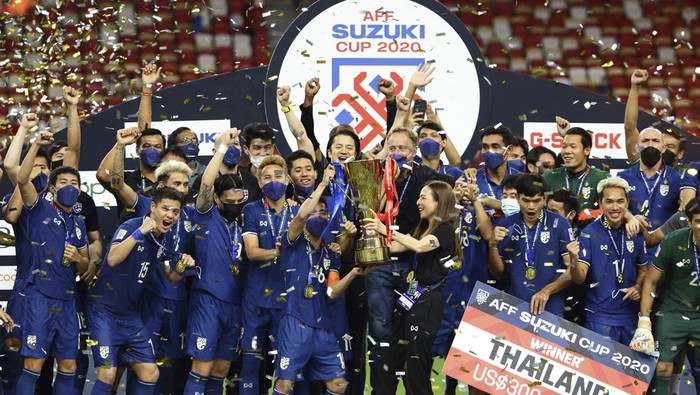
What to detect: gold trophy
<box><xmin>345</xmin><ymin>159</ymin><xmax>396</xmax><ymax>268</ymax></box>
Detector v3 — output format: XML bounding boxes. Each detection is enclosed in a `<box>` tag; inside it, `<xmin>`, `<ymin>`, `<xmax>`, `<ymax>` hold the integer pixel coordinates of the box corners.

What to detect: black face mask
<box><xmin>51</xmin><ymin>160</ymin><xmax>63</xmax><ymax>170</ymax></box>
<box><xmin>661</xmin><ymin>149</ymin><xmax>676</xmax><ymax>166</ymax></box>
<box><xmin>640</xmin><ymin>146</ymin><xmax>661</xmax><ymax>167</ymax></box>
<box><xmin>220</xmin><ymin>203</ymin><xmax>243</xmax><ymax>222</ymax></box>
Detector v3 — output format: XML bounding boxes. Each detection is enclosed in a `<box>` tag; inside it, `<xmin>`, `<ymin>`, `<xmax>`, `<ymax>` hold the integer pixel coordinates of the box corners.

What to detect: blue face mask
<box><xmin>296</xmin><ymin>185</ymin><xmax>315</xmax><ymax>199</ymax></box>
<box><xmin>181</xmin><ymin>143</ymin><xmax>199</xmax><ymax>159</ymax></box>
<box><xmin>419</xmin><ymin>139</ymin><xmax>441</xmax><ymax>158</ymax></box>
<box><xmin>507</xmin><ymin>159</ymin><xmax>525</xmax><ymax>172</ymax></box>
<box><xmin>262</xmin><ymin>181</ymin><xmax>287</xmax><ymax>201</ymax></box>
<box><xmin>501</xmin><ymin>198</ymin><xmax>520</xmax><ymax>217</ymax></box>
<box><xmin>140</xmin><ymin>148</ymin><xmax>160</xmax><ymax>168</ymax></box>
<box><xmin>390</xmin><ymin>153</ymin><xmax>408</xmax><ymax>170</ymax></box>
<box><xmin>483</xmin><ymin>151</ymin><xmax>505</xmax><ymax>170</ymax></box>
<box><xmin>56</xmin><ymin>185</ymin><xmax>80</xmax><ymax>207</ymax></box>
<box><xmin>222</xmin><ymin>146</ymin><xmax>241</xmax><ymax>168</ymax></box>
<box><xmin>32</xmin><ymin>172</ymin><xmax>48</xmax><ymax>192</ymax></box>
<box><xmin>306</xmin><ymin>216</ymin><xmax>328</xmax><ymax>238</ymax></box>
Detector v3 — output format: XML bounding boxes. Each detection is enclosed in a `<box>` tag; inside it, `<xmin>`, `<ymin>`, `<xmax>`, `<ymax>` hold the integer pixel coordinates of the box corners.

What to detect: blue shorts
<box><xmin>327</xmin><ymin>295</ymin><xmax>352</xmax><ymax>360</ymax></box>
<box><xmin>240</xmin><ymin>301</ymin><xmax>281</xmax><ymax>350</ymax></box>
<box><xmin>140</xmin><ymin>293</ymin><xmax>187</xmax><ymax>359</ymax></box>
<box><xmin>22</xmin><ymin>288</ymin><xmax>78</xmax><ymax>360</ymax></box>
<box><xmin>432</xmin><ymin>303</ymin><xmax>466</xmax><ymax>357</ymax></box>
<box><xmin>186</xmin><ymin>291</ymin><xmax>242</xmax><ymax>361</ymax></box>
<box><xmin>585</xmin><ymin>321</ymin><xmax>635</xmax><ymax>346</ymax></box>
<box><xmin>4</xmin><ymin>277</ymin><xmax>29</xmax><ymax>338</ymax></box>
<box><xmin>86</xmin><ymin>304</ymin><xmax>155</xmax><ymax>368</ymax></box>
<box><xmin>276</xmin><ymin>315</ymin><xmax>345</xmax><ymax>381</ymax></box>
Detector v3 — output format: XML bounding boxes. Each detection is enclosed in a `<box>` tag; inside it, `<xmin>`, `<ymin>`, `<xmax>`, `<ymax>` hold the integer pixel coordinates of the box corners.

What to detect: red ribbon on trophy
<box><xmin>377</xmin><ymin>157</ymin><xmax>399</xmax><ymax>244</ymax></box>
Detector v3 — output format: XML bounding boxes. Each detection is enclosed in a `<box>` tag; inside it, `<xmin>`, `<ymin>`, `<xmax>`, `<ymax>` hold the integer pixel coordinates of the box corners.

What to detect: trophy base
<box><xmin>354</xmin><ymin>247</ymin><xmax>391</xmax><ymax>268</ymax></box>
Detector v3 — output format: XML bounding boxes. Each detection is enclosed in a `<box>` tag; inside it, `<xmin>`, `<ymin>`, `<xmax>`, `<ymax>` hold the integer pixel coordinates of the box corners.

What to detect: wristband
<box><xmin>217</xmin><ymin>145</ymin><xmax>228</xmax><ymax>154</ymax></box>
<box><xmin>638</xmin><ymin>316</ymin><xmax>651</xmax><ymax>322</ymax></box>
<box><xmin>281</xmin><ymin>103</ymin><xmax>293</xmax><ymax>113</ymax></box>
<box><xmin>141</xmin><ymin>91</ymin><xmax>152</xmax><ymax>97</ymax></box>
<box><xmin>132</xmin><ymin>229</ymin><xmax>144</xmax><ymax>241</ymax></box>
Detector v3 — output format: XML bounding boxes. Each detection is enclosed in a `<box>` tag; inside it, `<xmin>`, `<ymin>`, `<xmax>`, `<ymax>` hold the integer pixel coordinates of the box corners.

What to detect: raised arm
<box><xmin>300</xmin><ymin>77</ymin><xmax>322</xmax><ymax>162</ymax></box>
<box><xmin>277</xmin><ymin>85</ymin><xmax>315</xmax><ymax>159</ymax></box>
<box><xmin>18</xmin><ymin>131</ymin><xmax>54</xmax><ymax>207</ymax></box>
<box><xmin>62</xmin><ymin>86</ymin><xmax>81</xmax><ymax>169</ymax></box>
<box><xmin>110</xmin><ymin>128</ymin><xmax>141</xmax><ymax>208</ymax></box>
<box><xmin>427</xmin><ymin>104</ymin><xmax>461</xmax><ymax>167</ymax></box>
<box><xmin>378</xmin><ymin>77</ymin><xmax>397</xmax><ymax>130</ymax></box>
<box><xmin>403</xmin><ymin>63</ymin><xmax>434</xmax><ymax>105</ymax></box>
<box><xmin>487</xmin><ymin>226</ymin><xmax>508</xmax><ymax>278</ymax></box>
<box><xmin>287</xmin><ymin>165</ymin><xmax>333</xmax><ymax>242</ymax></box>
<box><xmin>196</xmin><ymin>128</ymin><xmax>238</xmax><ymax>213</ymax></box>
<box><xmin>555</xmin><ymin>116</ymin><xmax>570</xmax><ymax>137</ymax></box>
<box><xmin>107</xmin><ymin>216</ymin><xmax>155</xmax><ymax>266</ymax></box>
<box><xmin>6</xmin><ymin>113</ymin><xmax>38</xmax><ymax>185</ymax></box>
<box><xmin>624</xmin><ymin>69</ymin><xmax>649</xmax><ymax>163</ymax></box>
<box><xmin>138</xmin><ymin>61</ymin><xmax>161</xmax><ymax>131</ymax></box>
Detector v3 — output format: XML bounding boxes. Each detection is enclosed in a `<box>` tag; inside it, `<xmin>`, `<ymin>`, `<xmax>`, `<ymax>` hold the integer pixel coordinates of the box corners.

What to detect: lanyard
<box><xmin>262</xmin><ymin>198</ymin><xmax>289</xmax><ymax>238</ymax></box>
<box><xmin>565</xmin><ymin>166</ymin><xmax>591</xmax><ymax>196</ymax></box>
<box><xmin>602</xmin><ymin>217</ymin><xmax>626</xmax><ymax>284</ymax></box>
<box><xmin>522</xmin><ymin>214</ymin><xmax>543</xmax><ymax>267</ymax></box>
<box><xmin>51</xmin><ymin>202</ymin><xmax>75</xmax><ymax>245</ymax></box>
<box><xmin>398</xmin><ymin>174</ymin><xmax>412</xmax><ymax>204</ymax></box>
<box><xmin>225</xmin><ymin>220</ymin><xmax>242</xmax><ymax>263</ymax></box>
<box><xmin>693</xmin><ymin>235</ymin><xmax>700</xmax><ymax>280</ymax></box>
<box><xmin>482</xmin><ymin>167</ymin><xmax>513</xmax><ymax>198</ymax></box>
<box><xmin>306</xmin><ymin>237</ymin><xmax>327</xmax><ymax>285</ymax></box>
<box><xmin>640</xmin><ymin>165</ymin><xmax>665</xmax><ymax>199</ymax></box>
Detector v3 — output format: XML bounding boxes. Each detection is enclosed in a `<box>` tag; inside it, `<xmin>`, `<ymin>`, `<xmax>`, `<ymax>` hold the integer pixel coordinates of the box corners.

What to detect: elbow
<box><xmin>105</xmin><ymin>253</ymin><xmax>120</xmax><ymax>267</ymax></box>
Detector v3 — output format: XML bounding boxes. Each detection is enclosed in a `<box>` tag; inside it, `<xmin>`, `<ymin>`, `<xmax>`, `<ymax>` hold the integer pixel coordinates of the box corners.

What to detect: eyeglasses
<box><xmin>177</xmin><ymin>137</ymin><xmax>198</xmax><ymax>145</ymax></box>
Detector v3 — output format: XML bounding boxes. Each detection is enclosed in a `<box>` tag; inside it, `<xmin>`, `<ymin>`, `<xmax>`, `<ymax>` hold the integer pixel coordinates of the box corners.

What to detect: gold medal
<box><xmin>525</xmin><ymin>266</ymin><xmax>537</xmax><ymax>280</ymax></box>
<box><xmin>303</xmin><ymin>284</ymin><xmax>315</xmax><ymax>299</ymax></box>
<box><xmin>175</xmin><ymin>259</ymin><xmax>186</xmax><ymax>274</ymax></box>
<box><xmin>230</xmin><ymin>264</ymin><xmax>240</xmax><ymax>276</ymax></box>
<box><xmin>617</xmin><ymin>273</ymin><xmax>623</xmax><ymax>284</ymax></box>
<box><xmin>451</xmin><ymin>260</ymin><xmax>462</xmax><ymax>270</ymax></box>
<box><xmin>62</xmin><ymin>258</ymin><xmax>72</xmax><ymax>267</ymax></box>
<box><xmin>406</xmin><ymin>270</ymin><xmax>415</xmax><ymax>283</ymax></box>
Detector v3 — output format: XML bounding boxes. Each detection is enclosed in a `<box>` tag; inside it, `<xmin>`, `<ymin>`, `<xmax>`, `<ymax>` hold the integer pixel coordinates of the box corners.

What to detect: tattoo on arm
<box><xmin>196</xmin><ymin>185</ymin><xmax>214</xmax><ymax>212</ymax></box>
<box><xmin>112</xmin><ymin>146</ymin><xmax>125</xmax><ymax>188</ymax></box>
<box><xmin>429</xmin><ymin>239</ymin><xmax>437</xmax><ymax>249</ymax></box>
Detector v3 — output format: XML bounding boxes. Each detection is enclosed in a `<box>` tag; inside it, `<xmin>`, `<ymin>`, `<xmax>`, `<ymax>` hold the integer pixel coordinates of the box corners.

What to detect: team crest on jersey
<box><xmin>196</xmin><ymin>337</ymin><xmax>207</xmax><ymax>350</ymax></box>
<box><xmin>582</xmin><ymin>186</ymin><xmax>591</xmax><ymax>200</ymax></box>
<box><xmin>75</xmin><ymin>227</ymin><xmax>82</xmax><ymax>241</ymax></box>
<box><xmin>540</xmin><ymin>231</ymin><xmax>550</xmax><ymax>244</ymax></box>
<box><xmin>626</xmin><ymin>240</ymin><xmax>635</xmax><ymax>253</ymax></box>
<box><xmin>99</xmin><ymin>346</ymin><xmax>110</xmax><ymax>359</ymax></box>
<box><xmin>279</xmin><ymin>356</ymin><xmax>290</xmax><ymax>370</ymax></box>
<box><xmin>323</xmin><ymin>257</ymin><xmax>331</xmax><ymax>270</ymax></box>
<box><xmin>44</xmin><ymin>192</ymin><xmax>54</xmax><ymax>202</ymax></box>
<box><xmin>26</xmin><ymin>335</ymin><xmax>36</xmax><ymax>349</ymax></box>
<box><xmin>660</xmin><ymin>184</ymin><xmax>669</xmax><ymax>196</ymax></box>
<box><xmin>72</xmin><ymin>202</ymin><xmax>82</xmax><ymax>214</ymax></box>
<box><xmin>464</xmin><ymin>212</ymin><xmax>473</xmax><ymax>224</ymax></box>
<box><xmin>183</xmin><ymin>220</ymin><xmax>192</xmax><ymax>232</ymax></box>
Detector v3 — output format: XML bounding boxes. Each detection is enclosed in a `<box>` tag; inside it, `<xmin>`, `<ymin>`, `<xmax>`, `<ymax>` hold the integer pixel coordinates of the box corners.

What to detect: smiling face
<box><xmin>328</xmin><ymin>134</ymin><xmax>357</xmax><ymax>163</ymax></box>
<box><xmin>416</xmin><ymin>185</ymin><xmax>438</xmax><ymax>220</ymax></box>
<box><xmin>150</xmin><ymin>198</ymin><xmax>182</xmax><ymax>235</ymax></box>
<box><xmin>561</xmin><ymin>134</ymin><xmax>590</xmax><ymax>170</ymax></box>
<box><xmin>387</xmin><ymin>132</ymin><xmax>417</xmax><ymax>162</ymax></box>
<box><xmin>600</xmin><ymin>186</ymin><xmax>628</xmax><ymax>228</ymax></box>
<box><xmin>289</xmin><ymin>157</ymin><xmax>316</xmax><ymax>189</ymax></box>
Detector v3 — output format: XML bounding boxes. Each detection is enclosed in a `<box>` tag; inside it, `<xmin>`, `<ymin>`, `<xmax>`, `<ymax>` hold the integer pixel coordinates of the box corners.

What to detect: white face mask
<box><xmin>249</xmin><ymin>154</ymin><xmax>265</xmax><ymax>168</ymax></box>
<box><xmin>501</xmin><ymin>198</ymin><xmax>520</xmax><ymax>217</ymax></box>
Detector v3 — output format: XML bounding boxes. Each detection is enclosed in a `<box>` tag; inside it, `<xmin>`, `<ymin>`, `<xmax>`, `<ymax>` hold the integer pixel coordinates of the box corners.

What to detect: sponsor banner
<box><xmin>266</xmin><ymin>0</ymin><xmax>483</xmax><ymax>155</ymax></box>
<box><xmin>0</xmin><ymin>265</ymin><xmax>16</xmax><ymax>291</ymax></box>
<box><xmin>523</xmin><ymin>122</ymin><xmax>627</xmax><ymax>160</ymax></box>
<box><xmin>79</xmin><ymin>170</ymin><xmax>117</xmax><ymax>208</ymax></box>
<box><xmin>123</xmin><ymin>119</ymin><xmax>232</xmax><ymax>158</ymax></box>
<box><xmin>443</xmin><ymin>282</ymin><xmax>655</xmax><ymax>395</ymax></box>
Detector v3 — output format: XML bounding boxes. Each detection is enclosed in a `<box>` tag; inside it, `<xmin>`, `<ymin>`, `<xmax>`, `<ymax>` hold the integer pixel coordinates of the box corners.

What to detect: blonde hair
<box><xmin>155</xmin><ymin>160</ymin><xmax>191</xmax><ymax>182</ymax></box>
<box><xmin>596</xmin><ymin>176</ymin><xmax>630</xmax><ymax>196</ymax></box>
<box><xmin>259</xmin><ymin>154</ymin><xmax>287</xmax><ymax>174</ymax></box>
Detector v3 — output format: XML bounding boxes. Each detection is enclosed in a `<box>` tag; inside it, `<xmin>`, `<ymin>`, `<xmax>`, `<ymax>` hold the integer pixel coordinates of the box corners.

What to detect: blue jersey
<box><xmin>242</xmin><ymin>199</ymin><xmax>298</xmax><ymax>309</ymax></box>
<box><xmin>131</xmin><ymin>194</ymin><xmax>194</xmax><ymax>301</ymax></box>
<box><xmin>496</xmin><ymin>210</ymin><xmax>573</xmax><ymax>316</ymax></box>
<box><xmin>618</xmin><ymin>163</ymin><xmax>689</xmax><ymax>229</ymax></box>
<box><xmin>25</xmin><ymin>192</ymin><xmax>88</xmax><ymax>300</ymax></box>
<box><xmin>89</xmin><ymin>217</ymin><xmax>164</xmax><ymax>318</ymax></box>
<box><xmin>280</xmin><ymin>231</ymin><xmax>340</xmax><ymax>331</ymax></box>
<box><xmin>2</xmin><ymin>193</ymin><xmax>32</xmax><ymax>279</ymax></box>
<box><xmin>444</xmin><ymin>208</ymin><xmax>489</xmax><ymax>305</ymax></box>
<box><xmin>192</xmin><ymin>205</ymin><xmax>244</xmax><ymax>304</ymax></box>
<box><xmin>578</xmin><ymin>218</ymin><xmax>651</xmax><ymax>326</ymax></box>
<box><xmin>475</xmin><ymin>166</ymin><xmax>522</xmax><ymax>200</ymax></box>
<box><xmin>413</xmin><ymin>157</ymin><xmax>463</xmax><ymax>181</ymax></box>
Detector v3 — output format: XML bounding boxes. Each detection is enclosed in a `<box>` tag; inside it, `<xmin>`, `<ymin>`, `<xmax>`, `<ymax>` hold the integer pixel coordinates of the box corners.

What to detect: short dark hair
<box><xmin>214</xmin><ymin>173</ymin><xmax>244</xmax><ymax>197</ymax></box>
<box><xmin>502</xmin><ymin>174</ymin><xmax>521</xmax><ymax>191</ymax></box>
<box><xmin>685</xmin><ymin>197</ymin><xmax>700</xmax><ymax>220</ymax></box>
<box><xmin>416</xmin><ymin>121</ymin><xmax>445</xmax><ymax>140</ymax></box>
<box><xmin>286</xmin><ymin>150</ymin><xmax>314</xmax><ymax>171</ymax></box>
<box><xmin>663</xmin><ymin>128</ymin><xmax>686</xmax><ymax>152</ymax></box>
<box><xmin>21</xmin><ymin>146</ymin><xmax>50</xmax><ymax>165</ymax></box>
<box><xmin>47</xmin><ymin>141</ymin><xmax>68</xmax><ymax>160</ymax></box>
<box><xmin>242</xmin><ymin>122</ymin><xmax>275</xmax><ymax>145</ymax></box>
<box><xmin>49</xmin><ymin>165</ymin><xmax>81</xmax><ymax>186</ymax></box>
<box><xmin>152</xmin><ymin>186</ymin><xmax>185</xmax><ymax>207</ymax></box>
<box><xmin>513</xmin><ymin>137</ymin><xmax>529</xmax><ymax>155</ymax></box>
<box><xmin>515</xmin><ymin>173</ymin><xmax>547</xmax><ymax>197</ymax></box>
<box><xmin>159</xmin><ymin>146</ymin><xmax>187</xmax><ymax>161</ymax></box>
<box><xmin>326</xmin><ymin>127</ymin><xmax>361</xmax><ymax>159</ymax></box>
<box><xmin>481</xmin><ymin>124</ymin><xmax>515</xmax><ymax>147</ymax></box>
<box><xmin>564</xmin><ymin>127</ymin><xmax>592</xmax><ymax>152</ymax></box>
<box><xmin>167</xmin><ymin>127</ymin><xmax>194</xmax><ymax>147</ymax></box>
<box><xmin>550</xmin><ymin>189</ymin><xmax>579</xmax><ymax>216</ymax></box>
<box><xmin>526</xmin><ymin>146</ymin><xmax>556</xmax><ymax>166</ymax></box>
<box><xmin>137</xmin><ymin>128</ymin><xmax>166</xmax><ymax>148</ymax></box>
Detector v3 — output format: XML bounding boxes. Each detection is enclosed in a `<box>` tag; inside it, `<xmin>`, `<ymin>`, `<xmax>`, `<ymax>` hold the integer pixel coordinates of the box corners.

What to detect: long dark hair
<box><xmin>411</xmin><ymin>180</ymin><xmax>463</xmax><ymax>261</ymax></box>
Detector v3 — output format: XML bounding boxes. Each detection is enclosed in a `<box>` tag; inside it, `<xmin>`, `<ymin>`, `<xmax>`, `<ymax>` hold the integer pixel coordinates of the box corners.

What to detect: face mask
<box><xmin>296</xmin><ymin>185</ymin><xmax>315</xmax><ymax>199</ymax></box>
<box><xmin>390</xmin><ymin>153</ymin><xmax>408</xmax><ymax>170</ymax></box>
<box><xmin>140</xmin><ymin>148</ymin><xmax>160</xmax><ymax>168</ymax></box>
<box><xmin>305</xmin><ymin>216</ymin><xmax>328</xmax><ymax>238</ymax></box>
<box><xmin>501</xmin><ymin>198</ymin><xmax>520</xmax><ymax>217</ymax></box>
<box><xmin>507</xmin><ymin>159</ymin><xmax>525</xmax><ymax>172</ymax></box>
<box><xmin>250</xmin><ymin>154</ymin><xmax>265</xmax><ymax>168</ymax></box>
<box><xmin>51</xmin><ymin>160</ymin><xmax>63</xmax><ymax>170</ymax></box>
<box><xmin>640</xmin><ymin>146</ymin><xmax>661</xmax><ymax>167</ymax></box>
<box><xmin>483</xmin><ymin>150</ymin><xmax>505</xmax><ymax>170</ymax></box>
<box><xmin>32</xmin><ymin>172</ymin><xmax>48</xmax><ymax>192</ymax></box>
<box><xmin>262</xmin><ymin>181</ymin><xmax>287</xmax><ymax>201</ymax></box>
<box><xmin>56</xmin><ymin>185</ymin><xmax>80</xmax><ymax>207</ymax></box>
<box><xmin>418</xmin><ymin>139</ymin><xmax>441</xmax><ymax>158</ymax></box>
<box><xmin>661</xmin><ymin>149</ymin><xmax>676</xmax><ymax>166</ymax></box>
<box><xmin>220</xmin><ymin>203</ymin><xmax>243</xmax><ymax>222</ymax></box>
<box><xmin>222</xmin><ymin>146</ymin><xmax>241</xmax><ymax>168</ymax></box>
<box><xmin>181</xmin><ymin>143</ymin><xmax>199</xmax><ymax>159</ymax></box>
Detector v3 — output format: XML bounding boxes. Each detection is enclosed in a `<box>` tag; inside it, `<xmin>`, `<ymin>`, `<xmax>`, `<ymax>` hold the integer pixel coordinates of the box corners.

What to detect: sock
<box><xmin>239</xmin><ymin>352</ymin><xmax>262</xmax><ymax>394</ymax></box>
<box><xmin>154</xmin><ymin>364</ymin><xmax>175</xmax><ymax>395</ymax></box>
<box><xmin>126</xmin><ymin>368</ymin><xmax>139</xmax><ymax>394</ymax></box>
<box><xmin>324</xmin><ymin>390</ymin><xmax>342</xmax><ymax>395</ymax></box>
<box><xmin>90</xmin><ymin>379</ymin><xmax>113</xmax><ymax>395</ymax></box>
<box><xmin>652</xmin><ymin>376</ymin><xmax>670</xmax><ymax>395</ymax></box>
<box><xmin>15</xmin><ymin>368</ymin><xmax>41</xmax><ymax>394</ymax></box>
<box><xmin>0</xmin><ymin>348</ymin><xmax>22</xmax><ymax>395</ymax></box>
<box><xmin>52</xmin><ymin>370</ymin><xmax>75</xmax><ymax>395</ymax></box>
<box><xmin>669</xmin><ymin>373</ymin><xmax>681</xmax><ymax>395</ymax></box>
<box><xmin>445</xmin><ymin>376</ymin><xmax>457</xmax><ymax>395</ymax></box>
<box><xmin>131</xmin><ymin>379</ymin><xmax>156</xmax><ymax>395</ymax></box>
<box><xmin>204</xmin><ymin>376</ymin><xmax>224</xmax><ymax>395</ymax></box>
<box><xmin>183</xmin><ymin>371</ymin><xmax>208</xmax><ymax>394</ymax></box>
<box><xmin>74</xmin><ymin>353</ymin><xmax>89</xmax><ymax>395</ymax></box>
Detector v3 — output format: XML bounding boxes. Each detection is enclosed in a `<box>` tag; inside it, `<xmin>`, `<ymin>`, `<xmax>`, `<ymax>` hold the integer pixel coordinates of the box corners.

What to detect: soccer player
<box><xmin>14</xmin><ymin>132</ymin><xmax>89</xmax><ymax>394</ymax></box>
<box><xmin>240</xmin><ymin>155</ymin><xmax>298</xmax><ymax>394</ymax></box>
<box><xmin>415</xmin><ymin>121</ymin><xmax>462</xmax><ymax>181</ymax></box>
<box><xmin>489</xmin><ymin>174</ymin><xmax>574</xmax><ymax>316</ymax></box>
<box><xmin>184</xmin><ymin>129</ymin><xmax>247</xmax><ymax>394</ymax></box>
<box><xmin>526</xmin><ymin>146</ymin><xmax>556</xmax><ymax>175</ymax></box>
<box><xmin>631</xmin><ymin>199</ymin><xmax>700</xmax><ymax>395</ymax></box>
<box><xmin>87</xmin><ymin>187</ymin><xmax>193</xmax><ymax>395</ymax></box>
<box><xmin>474</xmin><ymin>124</ymin><xmax>521</xmax><ymax>208</ymax></box>
<box><xmin>273</xmin><ymin>164</ymin><xmax>362</xmax><ymax>395</ymax></box>
<box><xmin>569</xmin><ymin>177</ymin><xmax>650</xmax><ymax>344</ymax></box>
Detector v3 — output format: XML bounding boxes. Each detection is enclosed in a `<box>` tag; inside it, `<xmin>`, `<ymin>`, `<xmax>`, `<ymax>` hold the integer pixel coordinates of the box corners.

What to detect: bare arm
<box><xmin>243</xmin><ymin>233</ymin><xmax>279</xmax><ymax>261</ymax></box>
<box><xmin>196</xmin><ymin>129</ymin><xmax>239</xmax><ymax>213</ymax></box>
<box><xmin>328</xmin><ymin>267</ymin><xmax>362</xmax><ymax>299</ymax></box>
<box><xmin>110</xmin><ymin>129</ymin><xmax>140</xmax><ymax>208</ymax></box>
<box><xmin>277</xmin><ymin>85</ymin><xmax>315</xmax><ymax>159</ymax></box>
<box><xmin>2</xmin><ymin>186</ymin><xmax>23</xmax><ymax>224</ymax></box>
<box><xmin>62</xmin><ymin>86</ymin><xmax>81</xmax><ymax>169</ymax></box>
<box><xmin>18</xmin><ymin>133</ymin><xmax>54</xmax><ymax>207</ymax></box>
<box><xmin>363</xmin><ymin>214</ymin><xmax>440</xmax><ymax>254</ymax></box>
<box><xmin>97</xmin><ymin>144</ymin><xmax>119</xmax><ymax>190</ymax></box>
<box><xmin>487</xmin><ymin>226</ymin><xmax>508</xmax><ymax>278</ymax></box>
<box><xmin>138</xmin><ymin>62</ymin><xmax>161</xmax><ymax>131</ymax></box>
<box><xmin>6</xmin><ymin>113</ymin><xmax>38</xmax><ymax>185</ymax></box>
<box><xmin>639</xmin><ymin>265</ymin><xmax>663</xmax><ymax>318</ymax></box>
<box><xmin>287</xmin><ymin>166</ymin><xmax>333</xmax><ymax>242</ymax></box>
<box><xmin>624</xmin><ymin>69</ymin><xmax>648</xmax><ymax>163</ymax></box>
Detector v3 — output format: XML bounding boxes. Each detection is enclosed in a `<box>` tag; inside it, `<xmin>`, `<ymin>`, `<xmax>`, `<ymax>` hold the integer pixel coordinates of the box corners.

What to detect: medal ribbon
<box><xmin>321</xmin><ymin>162</ymin><xmax>347</xmax><ymax>244</ymax></box>
<box><xmin>306</xmin><ymin>239</ymin><xmax>327</xmax><ymax>286</ymax></box>
<box><xmin>377</xmin><ymin>157</ymin><xmax>401</xmax><ymax>244</ymax></box>
<box><xmin>522</xmin><ymin>216</ymin><xmax>542</xmax><ymax>268</ymax></box>
<box><xmin>564</xmin><ymin>166</ymin><xmax>591</xmax><ymax>197</ymax></box>
<box><xmin>603</xmin><ymin>217</ymin><xmax>626</xmax><ymax>284</ymax></box>
<box><xmin>262</xmin><ymin>198</ymin><xmax>289</xmax><ymax>238</ymax></box>
<box><xmin>640</xmin><ymin>165</ymin><xmax>665</xmax><ymax>214</ymax></box>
